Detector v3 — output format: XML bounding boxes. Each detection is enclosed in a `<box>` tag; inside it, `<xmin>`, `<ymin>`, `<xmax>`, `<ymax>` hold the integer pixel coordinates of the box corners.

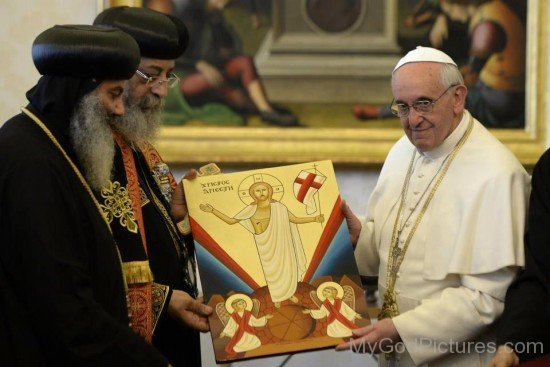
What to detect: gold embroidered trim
<box><xmin>122</xmin><ymin>260</ymin><xmax>154</xmax><ymax>284</ymax></box>
<box><xmin>20</xmin><ymin>108</ymin><xmax>129</xmax><ymax>293</ymax></box>
<box><xmin>127</xmin><ymin>284</ymin><xmax>153</xmax><ymax>342</ymax></box>
<box><xmin>151</xmin><ymin>282</ymin><xmax>170</xmax><ymax>332</ymax></box>
<box><xmin>99</xmin><ymin>181</ymin><xmax>138</xmax><ymax>233</ymax></box>
<box><xmin>151</xmin><ymin>162</ymin><xmax>173</xmax><ymax>203</ymax></box>
<box><xmin>140</xmin><ymin>187</ymin><xmax>150</xmax><ymax>207</ymax></box>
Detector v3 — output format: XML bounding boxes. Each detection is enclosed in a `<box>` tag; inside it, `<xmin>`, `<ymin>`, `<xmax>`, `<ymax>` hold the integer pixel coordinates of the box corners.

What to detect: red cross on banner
<box><xmin>293</xmin><ymin>170</ymin><xmax>326</xmax><ymax>214</ymax></box>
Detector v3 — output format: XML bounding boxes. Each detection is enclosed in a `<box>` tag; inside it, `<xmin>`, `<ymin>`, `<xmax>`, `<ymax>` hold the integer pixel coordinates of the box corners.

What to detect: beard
<box><xmin>111</xmin><ymin>91</ymin><xmax>164</xmax><ymax>145</ymax></box>
<box><xmin>69</xmin><ymin>90</ymin><xmax>164</xmax><ymax>191</ymax></box>
<box><xmin>69</xmin><ymin>91</ymin><xmax>116</xmax><ymax>192</ymax></box>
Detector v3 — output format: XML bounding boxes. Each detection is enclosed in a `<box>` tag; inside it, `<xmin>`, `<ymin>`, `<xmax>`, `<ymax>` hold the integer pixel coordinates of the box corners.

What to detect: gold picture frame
<box><xmin>99</xmin><ymin>0</ymin><xmax>547</xmax><ymax>168</ymax></box>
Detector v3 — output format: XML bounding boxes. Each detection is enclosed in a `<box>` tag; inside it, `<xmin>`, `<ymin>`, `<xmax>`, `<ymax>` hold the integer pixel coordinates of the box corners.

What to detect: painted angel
<box><xmin>303</xmin><ymin>282</ymin><xmax>362</xmax><ymax>338</ymax></box>
<box><xmin>217</xmin><ymin>293</ymin><xmax>273</xmax><ymax>358</ymax></box>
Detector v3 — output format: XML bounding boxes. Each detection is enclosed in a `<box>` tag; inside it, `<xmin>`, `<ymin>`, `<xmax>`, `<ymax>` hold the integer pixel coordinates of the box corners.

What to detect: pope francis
<box><xmin>337</xmin><ymin>47</ymin><xmax>530</xmax><ymax>367</ymax></box>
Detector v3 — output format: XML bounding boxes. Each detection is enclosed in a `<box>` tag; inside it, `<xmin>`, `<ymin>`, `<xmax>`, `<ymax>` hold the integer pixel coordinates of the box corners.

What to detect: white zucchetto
<box><xmin>393</xmin><ymin>46</ymin><xmax>457</xmax><ymax>73</ymax></box>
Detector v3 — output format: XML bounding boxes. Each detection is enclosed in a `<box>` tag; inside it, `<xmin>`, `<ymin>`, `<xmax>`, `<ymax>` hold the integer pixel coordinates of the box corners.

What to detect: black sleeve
<box><xmin>524</xmin><ymin>151</ymin><xmax>550</xmax><ymax>288</ymax></box>
<box><xmin>0</xmin><ymin>161</ymin><xmax>168</xmax><ymax>366</ymax></box>
<box><xmin>497</xmin><ymin>151</ymin><xmax>550</xmax><ymax>362</ymax></box>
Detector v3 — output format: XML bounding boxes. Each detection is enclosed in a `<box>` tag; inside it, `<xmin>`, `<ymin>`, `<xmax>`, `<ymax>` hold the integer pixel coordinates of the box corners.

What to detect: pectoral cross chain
<box><xmin>390</xmin><ymin>246</ymin><xmax>401</xmax><ymax>274</ymax></box>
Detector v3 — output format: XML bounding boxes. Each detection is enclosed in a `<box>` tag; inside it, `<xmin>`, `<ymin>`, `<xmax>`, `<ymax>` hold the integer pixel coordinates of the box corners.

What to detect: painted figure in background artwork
<box><xmin>147</xmin><ymin>0</ymin><xmax>299</xmax><ymax>126</ymax></box>
<box><xmin>461</xmin><ymin>0</ymin><xmax>526</xmax><ymax>128</ymax></box>
<box><xmin>353</xmin><ymin>0</ymin><xmax>526</xmax><ymax>129</ymax></box>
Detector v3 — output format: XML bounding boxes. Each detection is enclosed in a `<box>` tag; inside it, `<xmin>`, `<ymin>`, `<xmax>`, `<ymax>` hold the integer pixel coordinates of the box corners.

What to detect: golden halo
<box><xmin>316</xmin><ymin>281</ymin><xmax>344</xmax><ymax>302</ymax></box>
<box><xmin>225</xmin><ymin>293</ymin><xmax>253</xmax><ymax>313</ymax></box>
<box><xmin>238</xmin><ymin>173</ymin><xmax>284</xmax><ymax>204</ymax></box>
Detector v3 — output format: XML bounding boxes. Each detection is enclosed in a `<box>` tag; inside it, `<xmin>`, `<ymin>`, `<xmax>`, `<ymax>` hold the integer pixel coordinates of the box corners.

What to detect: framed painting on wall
<box><xmin>97</xmin><ymin>0</ymin><xmax>547</xmax><ymax>168</ymax></box>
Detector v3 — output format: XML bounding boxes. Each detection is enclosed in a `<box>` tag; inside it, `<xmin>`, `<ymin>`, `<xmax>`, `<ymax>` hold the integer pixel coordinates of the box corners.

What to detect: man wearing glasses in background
<box><xmin>337</xmin><ymin>47</ymin><xmax>530</xmax><ymax>366</ymax></box>
<box><xmin>93</xmin><ymin>6</ymin><xmax>212</xmax><ymax>367</ymax></box>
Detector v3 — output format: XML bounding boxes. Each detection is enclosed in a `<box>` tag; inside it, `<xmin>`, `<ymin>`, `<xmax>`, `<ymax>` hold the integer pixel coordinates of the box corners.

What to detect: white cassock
<box><xmin>355</xmin><ymin>111</ymin><xmax>530</xmax><ymax>366</ymax></box>
<box><xmin>235</xmin><ymin>201</ymin><xmax>307</xmax><ymax>302</ymax></box>
<box><xmin>309</xmin><ymin>299</ymin><xmax>359</xmax><ymax>338</ymax></box>
<box><xmin>222</xmin><ymin>311</ymin><xmax>268</xmax><ymax>353</ymax></box>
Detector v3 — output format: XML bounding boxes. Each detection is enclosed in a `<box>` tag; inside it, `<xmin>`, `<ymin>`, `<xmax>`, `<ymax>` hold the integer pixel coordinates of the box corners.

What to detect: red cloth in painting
<box><xmin>323</xmin><ymin>299</ymin><xmax>358</xmax><ymax>330</ymax></box>
<box><xmin>224</xmin><ymin>310</ymin><xmax>257</xmax><ymax>357</ymax></box>
<box><xmin>181</xmin><ymin>55</ymin><xmax>259</xmax><ymax>107</ymax></box>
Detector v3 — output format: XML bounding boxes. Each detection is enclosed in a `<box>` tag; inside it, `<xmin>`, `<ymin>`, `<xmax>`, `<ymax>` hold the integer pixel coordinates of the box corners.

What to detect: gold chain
<box><xmin>21</xmin><ymin>107</ymin><xmax>128</xmax><ymax>293</ymax></box>
<box><xmin>379</xmin><ymin>115</ymin><xmax>474</xmax><ymax>320</ymax></box>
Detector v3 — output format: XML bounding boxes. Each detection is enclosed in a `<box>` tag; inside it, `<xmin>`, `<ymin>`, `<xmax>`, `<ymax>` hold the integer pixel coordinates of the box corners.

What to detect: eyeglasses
<box><xmin>390</xmin><ymin>84</ymin><xmax>458</xmax><ymax>118</ymax></box>
<box><xmin>135</xmin><ymin>69</ymin><xmax>180</xmax><ymax>88</ymax></box>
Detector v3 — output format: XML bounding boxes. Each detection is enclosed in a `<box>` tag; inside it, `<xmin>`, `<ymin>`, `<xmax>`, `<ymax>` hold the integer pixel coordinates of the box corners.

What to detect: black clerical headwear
<box><xmin>93</xmin><ymin>6</ymin><xmax>188</xmax><ymax>60</ymax></box>
<box><xmin>32</xmin><ymin>24</ymin><xmax>140</xmax><ymax>80</ymax></box>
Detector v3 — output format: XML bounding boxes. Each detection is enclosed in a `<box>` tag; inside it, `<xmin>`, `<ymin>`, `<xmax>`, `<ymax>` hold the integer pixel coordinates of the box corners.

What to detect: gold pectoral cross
<box><xmin>390</xmin><ymin>246</ymin><xmax>401</xmax><ymax>268</ymax></box>
<box><xmin>100</xmin><ymin>181</ymin><xmax>138</xmax><ymax>234</ymax></box>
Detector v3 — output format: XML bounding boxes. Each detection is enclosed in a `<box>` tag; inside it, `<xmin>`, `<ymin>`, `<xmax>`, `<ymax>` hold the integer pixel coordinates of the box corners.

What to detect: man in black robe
<box><xmin>0</xmin><ymin>25</ymin><xmax>170</xmax><ymax>365</ymax></box>
<box><xmin>94</xmin><ymin>7</ymin><xmax>213</xmax><ymax>366</ymax></box>
<box><xmin>490</xmin><ymin>150</ymin><xmax>550</xmax><ymax>366</ymax></box>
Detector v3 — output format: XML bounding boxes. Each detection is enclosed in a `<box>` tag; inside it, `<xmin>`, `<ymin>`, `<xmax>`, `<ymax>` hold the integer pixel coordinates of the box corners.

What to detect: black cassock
<box><xmin>0</xmin><ymin>76</ymin><xmax>167</xmax><ymax>366</ymax></box>
<box><xmin>498</xmin><ymin>149</ymin><xmax>550</xmax><ymax>362</ymax></box>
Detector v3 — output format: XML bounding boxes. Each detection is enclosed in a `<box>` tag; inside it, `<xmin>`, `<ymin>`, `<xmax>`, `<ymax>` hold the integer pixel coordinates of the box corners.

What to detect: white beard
<box><xmin>112</xmin><ymin>91</ymin><xmax>164</xmax><ymax>145</ymax></box>
<box><xmin>69</xmin><ymin>90</ymin><xmax>165</xmax><ymax>191</ymax></box>
<box><xmin>69</xmin><ymin>91</ymin><xmax>115</xmax><ymax>192</ymax></box>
